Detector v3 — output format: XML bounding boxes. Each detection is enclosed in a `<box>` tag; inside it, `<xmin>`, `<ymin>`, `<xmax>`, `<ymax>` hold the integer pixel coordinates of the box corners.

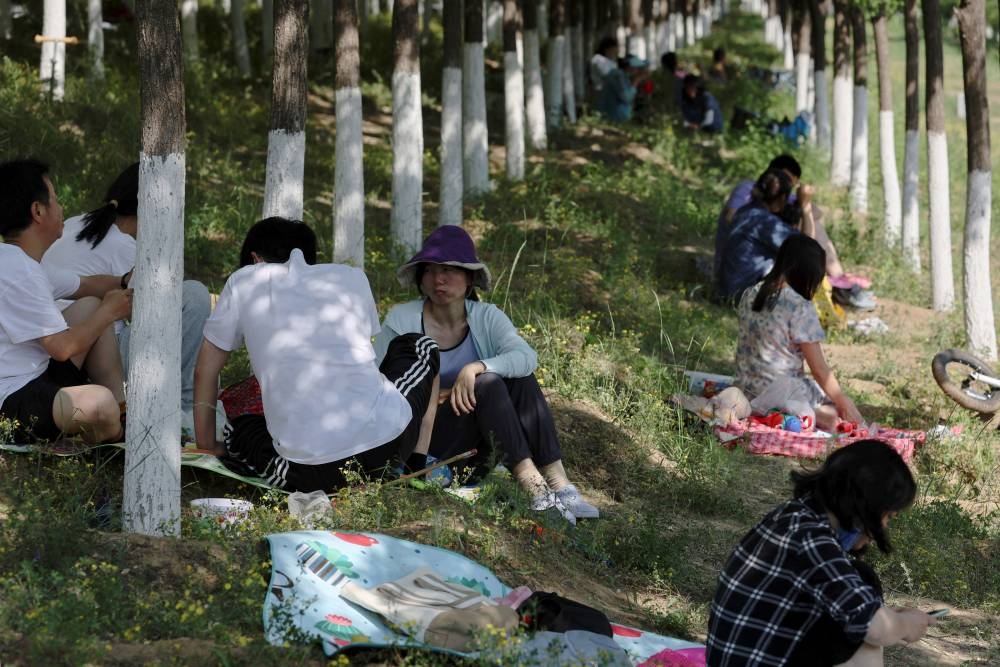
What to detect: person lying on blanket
<box><xmin>0</xmin><ymin>159</ymin><xmax>132</xmax><ymax>444</ymax></box>
<box><xmin>734</xmin><ymin>235</ymin><xmax>864</xmax><ymax>432</ymax></box>
<box><xmin>373</xmin><ymin>225</ymin><xmax>598</xmax><ymax>522</ymax></box>
<box><xmin>707</xmin><ymin>440</ymin><xmax>934</xmax><ymax>666</ymax></box>
<box><xmin>192</xmin><ymin>217</ymin><xmax>440</xmax><ymax>492</ymax></box>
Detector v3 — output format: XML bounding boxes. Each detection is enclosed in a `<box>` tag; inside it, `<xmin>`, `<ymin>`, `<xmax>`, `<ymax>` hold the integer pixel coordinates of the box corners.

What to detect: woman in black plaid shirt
<box><xmin>707</xmin><ymin>440</ymin><xmax>935</xmax><ymax>666</ymax></box>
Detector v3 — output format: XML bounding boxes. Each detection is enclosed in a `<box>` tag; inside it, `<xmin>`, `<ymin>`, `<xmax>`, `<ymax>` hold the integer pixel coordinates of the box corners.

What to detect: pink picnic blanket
<box><xmin>716</xmin><ymin>423</ymin><xmax>923</xmax><ymax>462</ymax></box>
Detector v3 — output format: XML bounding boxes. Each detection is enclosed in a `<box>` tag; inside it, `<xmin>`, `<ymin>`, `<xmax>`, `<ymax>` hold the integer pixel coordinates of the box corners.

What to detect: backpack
<box><xmin>519</xmin><ymin>591</ymin><xmax>613</xmax><ymax>637</ymax></box>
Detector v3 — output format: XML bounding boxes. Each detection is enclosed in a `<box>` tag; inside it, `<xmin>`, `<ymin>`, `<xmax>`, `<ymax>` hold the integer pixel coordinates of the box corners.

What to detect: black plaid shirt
<box><xmin>706</xmin><ymin>496</ymin><xmax>882</xmax><ymax>666</ymax></box>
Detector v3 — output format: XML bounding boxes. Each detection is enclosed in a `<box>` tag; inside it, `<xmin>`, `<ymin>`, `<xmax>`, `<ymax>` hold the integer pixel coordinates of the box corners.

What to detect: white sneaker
<box><xmin>555</xmin><ymin>484</ymin><xmax>600</xmax><ymax>519</ymax></box>
<box><xmin>531</xmin><ymin>492</ymin><xmax>577</xmax><ymax>525</ymax></box>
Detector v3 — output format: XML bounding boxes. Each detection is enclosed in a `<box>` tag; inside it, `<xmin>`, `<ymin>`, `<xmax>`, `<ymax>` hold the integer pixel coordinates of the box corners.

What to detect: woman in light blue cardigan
<box><xmin>375</xmin><ymin>226</ymin><xmax>597</xmax><ymax>522</ymax></box>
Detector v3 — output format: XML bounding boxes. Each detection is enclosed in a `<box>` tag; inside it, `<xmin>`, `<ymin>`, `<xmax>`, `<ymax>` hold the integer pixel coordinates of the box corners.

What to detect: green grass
<box><xmin>1</xmin><ymin>4</ymin><xmax>999</xmax><ymax>665</ymax></box>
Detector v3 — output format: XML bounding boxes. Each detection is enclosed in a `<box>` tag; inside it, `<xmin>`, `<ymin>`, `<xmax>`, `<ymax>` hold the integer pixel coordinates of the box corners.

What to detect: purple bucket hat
<box><xmin>396</xmin><ymin>225</ymin><xmax>492</xmax><ymax>291</ymax></box>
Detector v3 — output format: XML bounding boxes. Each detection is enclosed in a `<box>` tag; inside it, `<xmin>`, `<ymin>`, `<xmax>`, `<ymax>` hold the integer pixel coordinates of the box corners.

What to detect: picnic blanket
<box><xmin>264</xmin><ymin>530</ymin><xmax>705</xmax><ymax>665</ymax></box>
<box><xmin>715</xmin><ymin>422</ymin><xmax>923</xmax><ymax>462</ymax></box>
<box><xmin>0</xmin><ymin>441</ymin><xmax>281</xmax><ymax>491</ymax></box>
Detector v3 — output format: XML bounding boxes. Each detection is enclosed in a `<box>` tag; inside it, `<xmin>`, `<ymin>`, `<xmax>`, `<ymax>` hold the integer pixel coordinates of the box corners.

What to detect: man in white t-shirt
<box><xmin>193</xmin><ymin>218</ymin><xmax>440</xmax><ymax>492</ymax></box>
<box><xmin>0</xmin><ymin>160</ymin><xmax>133</xmax><ymax>443</ymax></box>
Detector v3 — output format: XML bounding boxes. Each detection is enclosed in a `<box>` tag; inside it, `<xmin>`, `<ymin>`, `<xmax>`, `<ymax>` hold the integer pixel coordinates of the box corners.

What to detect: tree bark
<box><xmin>644</xmin><ymin>0</ymin><xmax>659</xmax><ymax>67</ymax></box>
<box><xmin>849</xmin><ymin>5</ymin><xmax>868</xmax><ymax>214</ymax></box>
<box><xmin>956</xmin><ymin>0</ymin><xmax>996</xmax><ymax>358</ymax></box>
<box><xmin>230</xmin><ymin>0</ymin><xmax>252</xmax><ymax>76</ymax></box>
<box><xmin>523</xmin><ymin>0</ymin><xmax>547</xmax><ymax>149</ymax></box>
<box><xmin>181</xmin><ymin>0</ymin><xmax>199</xmax><ymax>61</ymax></box>
<box><xmin>440</xmin><ymin>0</ymin><xmax>464</xmax><ymax>225</ymax></box>
<box><xmin>504</xmin><ymin>0</ymin><xmax>526</xmax><ymax>181</ymax></box>
<box><xmin>780</xmin><ymin>0</ymin><xmax>794</xmax><ymax>69</ymax></box>
<box><xmin>125</xmin><ymin>0</ymin><xmax>186</xmax><ymax>537</ymax></box>
<box><xmin>391</xmin><ymin>0</ymin><xmax>424</xmax><ymax>254</ymax></box>
<box><xmin>872</xmin><ymin>10</ymin><xmax>901</xmax><ymax>246</ymax></box>
<box><xmin>809</xmin><ymin>0</ymin><xmax>829</xmax><ymax>149</ymax></box>
<box><xmin>334</xmin><ymin>0</ymin><xmax>366</xmax><ymax>262</ymax></box>
<box><xmin>546</xmin><ymin>0</ymin><xmax>567</xmax><ymax>130</ymax></box>
<box><xmin>464</xmin><ymin>0</ymin><xmax>491</xmax><ymax>194</ymax></box>
<box><xmin>628</xmin><ymin>0</ymin><xmax>646</xmax><ymax>57</ymax></box>
<box><xmin>793</xmin><ymin>0</ymin><xmax>810</xmax><ymax>113</ymax></box>
<box><xmin>87</xmin><ymin>0</ymin><xmax>104</xmax><ymax>81</ymax></box>
<box><xmin>902</xmin><ymin>0</ymin><xmax>921</xmax><ymax>271</ymax></box>
<box><xmin>923</xmin><ymin>0</ymin><xmax>954</xmax><ymax>311</ymax></box>
<box><xmin>263</xmin><ymin>0</ymin><xmax>308</xmax><ymax>222</ymax></box>
<box><xmin>830</xmin><ymin>0</ymin><xmax>852</xmax><ymax>185</ymax></box>
<box><xmin>40</xmin><ymin>0</ymin><xmax>67</xmax><ymax>101</ymax></box>
<box><xmin>562</xmin><ymin>0</ymin><xmax>578</xmax><ymax>124</ymax></box>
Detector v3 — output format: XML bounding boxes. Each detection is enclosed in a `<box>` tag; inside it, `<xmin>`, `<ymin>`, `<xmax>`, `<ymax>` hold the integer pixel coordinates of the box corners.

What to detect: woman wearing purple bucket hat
<box><xmin>374</xmin><ymin>226</ymin><xmax>598</xmax><ymax>523</ymax></box>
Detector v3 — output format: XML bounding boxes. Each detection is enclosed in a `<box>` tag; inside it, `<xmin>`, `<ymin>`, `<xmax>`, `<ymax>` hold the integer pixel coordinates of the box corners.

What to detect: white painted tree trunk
<box><xmin>814</xmin><ymin>69</ymin><xmax>830</xmax><ymax>150</ymax></box>
<box><xmin>261</xmin><ymin>0</ymin><xmax>274</xmax><ymax>61</ymax></box>
<box><xmin>545</xmin><ymin>34</ymin><xmax>565</xmax><ymax>130</ymax></box>
<box><xmin>0</xmin><ymin>0</ymin><xmax>11</xmax><ymax>40</ymax></box>
<box><xmin>124</xmin><ymin>153</ymin><xmax>184</xmax><ymax>536</ymax></box>
<box><xmin>262</xmin><ymin>131</ymin><xmax>306</xmax><ymax>219</ymax></box>
<box><xmin>463</xmin><ymin>42</ymin><xmax>491</xmax><ymax>195</ymax></box>
<box><xmin>927</xmin><ymin>131</ymin><xmax>954</xmax><ymax>311</ymax></box>
<box><xmin>644</xmin><ymin>23</ymin><xmax>657</xmax><ymax>66</ymax></box>
<box><xmin>671</xmin><ymin>12</ymin><xmax>682</xmax><ymax>47</ymax></box>
<box><xmin>181</xmin><ymin>0</ymin><xmax>199</xmax><ymax>61</ymax></box>
<box><xmin>666</xmin><ymin>13</ymin><xmax>677</xmax><ymax>52</ymax></box>
<box><xmin>616</xmin><ymin>23</ymin><xmax>628</xmax><ymax>55</ymax></box>
<box><xmin>391</xmin><ymin>70</ymin><xmax>424</xmax><ymax>254</ymax></box>
<box><xmin>964</xmin><ymin>170</ymin><xmax>996</xmax><ymax>358</ymax></box>
<box><xmin>879</xmin><ymin>111</ymin><xmax>902</xmax><ymax>246</ymax></box>
<box><xmin>831</xmin><ymin>74</ymin><xmax>853</xmax><ymax>185</ymax></box>
<box><xmin>795</xmin><ymin>52</ymin><xmax>810</xmax><ymax>113</ymax></box>
<box><xmin>487</xmin><ymin>1</ymin><xmax>503</xmax><ymax>44</ymax></box>
<box><xmin>88</xmin><ymin>0</ymin><xmax>104</xmax><ymax>81</ymax></box>
<box><xmin>40</xmin><ymin>0</ymin><xmax>67</xmax><ymax>101</ymax></box>
<box><xmin>702</xmin><ymin>8</ymin><xmax>712</xmax><ymax>36</ymax></box>
<box><xmin>783</xmin><ymin>23</ymin><xmax>794</xmax><ymax>70</ymax></box>
<box><xmin>849</xmin><ymin>85</ymin><xmax>868</xmax><ymax>214</ymax></box>
<box><xmin>334</xmin><ymin>88</ymin><xmax>366</xmax><ymax>264</ymax></box>
<box><xmin>504</xmin><ymin>51</ymin><xmax>525</xmax><ymax>180</ymax></box>
<box><xmin>231</xmin><ymin>0</ymin><xmax>251</xmax><ymax>76</ymax></box>
<box><xmin>685</xmin><ymin>15</ymin><xmax>695</xmax><ymax>45</ymax></box>
<box><xmin>629</xmin><ymin>33</ymin><xmax>647</xmax><ymax>59</ymax></box>
<box><xmin>538</xmin><ymin>0</ymin><xmax>547</xmax><ymax>40</ymax></box>
<box><xmin>562</xmin><ymin>35</ymin><xmax>577</xmax><ymax>123</ymax></box>
<box><xmin>573</xmin><ymin>24</ymin><xmax>587</xmax><ymax>96</ymax></box>
<box><xmin>440</xmin><ymin>66</ymin><xmax>464</xmax><ymax>225</ymax></box>
<box><xmin>524</xmin><ymin>28</ymin><xmax>547</xmax><ymax>150</ymax></box>
<box><xmin>902</xmin><ymin>129</ymin><xmax>921</xmax><ymax>270</ymax></box>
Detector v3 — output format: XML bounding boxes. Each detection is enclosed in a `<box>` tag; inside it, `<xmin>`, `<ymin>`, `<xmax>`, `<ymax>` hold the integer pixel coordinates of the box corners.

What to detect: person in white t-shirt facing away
<box><xmin>0</xmin><ymin>159</ymin><xmax>133</xmax><ymax>444</ymax></box>
<box><xmin>192</xmin><ymin>218</ymin><xmax>441</xmax><ymax>492</ymax></box>
<box><xmin>42</xmin><ymin>163</ymin><xmax>212</xmax><ymax>435</ymax></box>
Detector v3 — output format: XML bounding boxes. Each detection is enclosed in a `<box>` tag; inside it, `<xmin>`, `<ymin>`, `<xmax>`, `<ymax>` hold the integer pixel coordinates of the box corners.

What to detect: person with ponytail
<box><xmin>708</xmin><ymin>440</ymin><xmax>933</xmax><ymax>666</ymax></box>
<box><xmin>42</xmin><ymin>163</ymin><xmax>212</xmax><ymax>434</ymax></box>
<box><xmin>734</xmin><ymin>235</ymin><xmax>863</xmax><ymax>432</ymax></box>
<box><xmin>716</xmin><ymin>167</ymin><xmax>816</xmax><ymax>302</ymax></box>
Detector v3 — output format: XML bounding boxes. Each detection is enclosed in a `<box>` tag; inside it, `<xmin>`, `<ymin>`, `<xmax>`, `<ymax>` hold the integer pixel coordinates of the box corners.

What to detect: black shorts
<box><xmin>0</xmin><ymin>359</ymin><xmax>89</xmax><ymax>442</ymax></box>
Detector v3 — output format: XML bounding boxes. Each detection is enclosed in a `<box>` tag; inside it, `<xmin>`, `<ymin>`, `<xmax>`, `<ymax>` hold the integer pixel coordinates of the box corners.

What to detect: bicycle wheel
<box><xmin>931</xmin><ymin>348</ymin><xmax>1000</xmax><ymax>414</ymax></box>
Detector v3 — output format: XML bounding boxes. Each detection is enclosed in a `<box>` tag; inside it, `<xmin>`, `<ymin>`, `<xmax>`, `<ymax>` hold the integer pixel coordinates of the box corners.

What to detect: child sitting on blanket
<box><xmin>734</xmin><ymin>235</ymin><xmax>863</xmax><ymax>432</ymax></box>
<box><xmin>707</xmin><ymin>440</ymin><xmax>934</xmax><ymax>666</ymax></box>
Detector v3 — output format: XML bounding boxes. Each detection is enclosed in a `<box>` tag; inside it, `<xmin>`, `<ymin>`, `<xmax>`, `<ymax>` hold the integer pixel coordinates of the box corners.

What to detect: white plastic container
<box><xmin>190</xmin><ymin>498</ymin><xmax>253</xmax><ymax>526</ymax></box>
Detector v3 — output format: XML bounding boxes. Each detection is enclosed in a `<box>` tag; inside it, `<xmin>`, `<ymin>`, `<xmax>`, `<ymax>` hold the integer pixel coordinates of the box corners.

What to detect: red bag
<box><xmin>218</xmin><ymin>376</ymin><xmax>264</xmax><ymax>419</ymax></box>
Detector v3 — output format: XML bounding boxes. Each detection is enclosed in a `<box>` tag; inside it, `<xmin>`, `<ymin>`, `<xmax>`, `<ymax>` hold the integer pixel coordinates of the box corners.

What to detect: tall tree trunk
<box><xmin>849</xmin><ymin>5</ymin><xmax>868</xmax><ymax>214</ymax></box>
<box><xmin>956</xmin><ymin>0</ymin><xmax>995</xmax><ymax>358</ymax></box>
<box><xmin>872</xmin><ymin>9</ymin><xmax>901</xmax><ymax>246</ymax></box>
<box><xmin>923</xmin><ymin>0</ymin><xmax>954</xmax><ymax>311</ymax></box>
<box><xmin>0</xmin><ymin>0</ymin><xmax>11</xmax><ymax>40</ymax></box>
<box><xmin>125</xmin><ymin>0</ymin><xmax>186</xmax><ymax>537</ymax></box>
<box><xmin>261</xmin><ymin>0</ymin><xmax>274</xmax><ymax>63</ymax></box>
<box><xmin>793</xmin><ymin>0</ymin><xmax>810</xmax><ymax>113</ymax></box>
<box><xmin>391</xmin><ymin>0</ymin><xmax>424</xmax><ymax>254</ymax></box>
<box><xmin>572</xmin><ymin>1</ymin><xmax>587</xmax><ymax>97</ymax></box>
<box><xmin>464</xmin><ymin>0</ymin><xmax>490</xmax><ymax>194</ymax></box>
<box><xmin>809</xmin><ymin>0</ymin><xmax>829</xmax><ymax>149</ymax></box>
<box><xmin>334</xmin><ymin>0</ymin><xmax>366</xmax><ymax>262</ymax></box>
<box><xmin>830</xmin><ymin>0</ymin><xmax>852</xmax><ymax>185</ymax></box>
<box><xmin>181</xmin><ymin>0</ymin><xmax>199</xmax><ymax>61</ymax></box>
<box><xmin>628</xmin><ymin>0</ymin><xmax>646</xmax><ymax>57</ymax></box>
<box><xmin>231</xmin><ymin>0</ymin><xmax>251</xmax><ymax>76</ymax></box>
<box><xmin>546</xmin><ymin>0</ymin><xmax>567</xmax><ymax>130</ymax></box>
<box><xmin>584</xmin><ymin>0</ymin><xmax>597</xmax><ymax>78</ymax></box>
<box><xmin>88</xmin><ymin>0</ymin><xmax>104</xmax><ymax>81</ymax></box>
<box><xmin>440</xmin><ymin>0</ymin><xmax>464</xmax><ymax>225</ymax></box>
<box><xmin>523</xmin><ymin>0</ymin><xmax>547</xmax><ymax>149</ymax></box>
<box><xmin>487</xmin><ymin>0</ymin><xmax>504</xmax><ymax>44</ymax></box>
<box><xmin>263</xmin><ymin>0</ymin><xmax>308</xmax><ymax>221</ymax></box>
<box><xmin>644</xmin><ymin>0</ymin><xmax>659</xmax><ymax>67</ymax></box>
<box><xmin>766</xmin><ymin>0</ymin><xmax>779</xmax><ymax>47</ymax></box>
<box><xmin>40</xmin><ymin>0</ymin><xmax>67</xmax><ymax>101</ymax></box>
<box><xmin>902</xmin><ymin>0</ymin><xmax>921</xmax><ymax>271</ymax></box>
<box><xmin>562</xmin><ymin>1</ymin><xmax>578</xmax><ymax>124</ymax></box>
<box><xmin>503</xmin><ymin>0</ymin><xmax>525</xmax><ymax>180</ymax></box>
<box><xmin>780</xmin><ymin>0</ymin><xmax>794</xmax><ymax>69</ymax></box>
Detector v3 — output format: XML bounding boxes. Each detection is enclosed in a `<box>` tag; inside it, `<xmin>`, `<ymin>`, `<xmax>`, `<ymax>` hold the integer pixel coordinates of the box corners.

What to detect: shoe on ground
<box><xmin>554</xmin><ymin>484</ymin><xmax>600</xmax><ymax>519</ymax></box>
<box><xmin>531</xmin><ymin>491</ymin><xmax>577</xmax><ymax>526</ymax></box>
<box><xmin>832</xmin><ymin>285</ymin><xmax>877</xmax><ymax>311</ymax></box>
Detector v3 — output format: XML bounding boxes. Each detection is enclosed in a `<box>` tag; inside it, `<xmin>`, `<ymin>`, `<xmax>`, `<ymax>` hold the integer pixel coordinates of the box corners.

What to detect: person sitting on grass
<box><xmin>42</xmin><ymin>163</ymin><xmax>213</xmax><ymax>436</ymax></box>
<box><xmin>0</xmin><ymin>159</ymin><xmax>133</xmax><ymax>444</ymax></box>
<box><xmin>374</xmin><ymin>225</ymin><xmax>598</xmax><ymax>523</ymax></box>
<box><xmin>708</xmin><ymin>439</ymin><xmax>933</xmax><ymax>666</ymax></box>
<box><xmin>714</xmin><ymin>154</ymin><xmax>875</xmax><ymax>310</ymax></box>
<box><xmin>680</xmin><ymin>74</ymin><xmax>723</xmax><ymax>133</ymax></box>
<box><xmin>717</xmin><ymin>168</ymin><xmax>810</xmax><ymax>302</ymax></box>
<box><xmin>596</xmin><ymin>54</ymin><xmax>651</xmax><ymax>123</ymax></box>
<box><xmin>192</xmin><ymin>217</ymin><xmax>440</xmax><ymax>492</ymax></box>
<box><xmin>589</xmin><ymin>37</ymin><xmax>619</xmax><ymax>101</ymax></box>
<box><xmin>735</xmin><ymin>235</ymin><xmax>863</xmax><ymax>432</ymax></box>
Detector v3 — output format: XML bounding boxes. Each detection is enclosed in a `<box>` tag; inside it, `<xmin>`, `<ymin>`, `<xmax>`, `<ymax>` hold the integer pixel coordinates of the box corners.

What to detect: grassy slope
<box><xmin>1</xmin><ymin>5</ymin><xmax>999</xmax><ymax>666</ymax></box>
